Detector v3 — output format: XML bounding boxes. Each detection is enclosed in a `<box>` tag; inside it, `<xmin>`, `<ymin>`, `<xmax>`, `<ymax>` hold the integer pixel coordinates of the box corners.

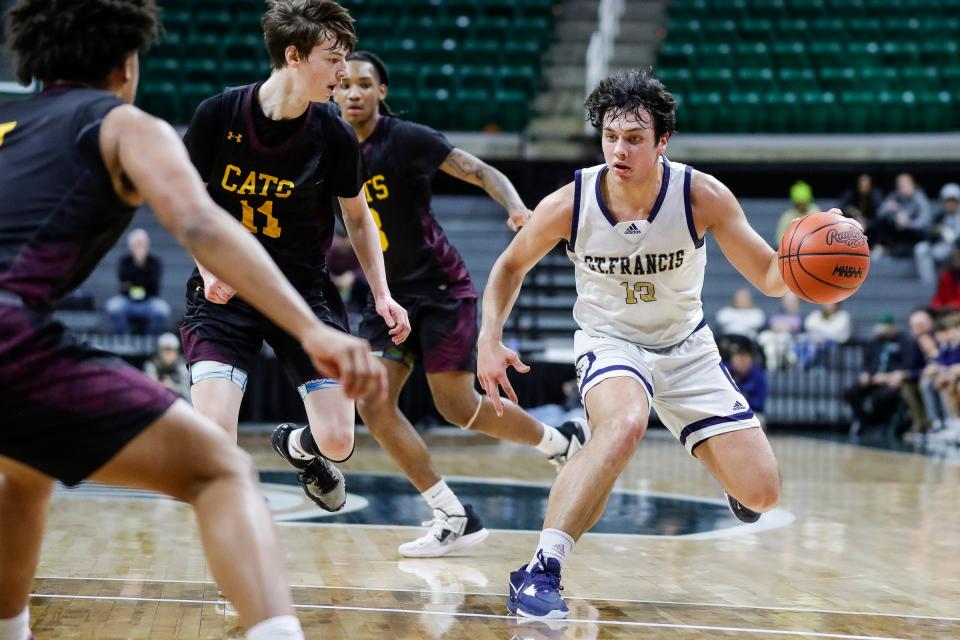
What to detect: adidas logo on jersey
<box><xmin>733</xmin><ymin>400</ymin><xmax>747</xmax><ymax>411</ymax></box>
<box><xmin>624</xmin><ymin>223</ymin><xmax>642</xmax><ymax>235</ymax></box>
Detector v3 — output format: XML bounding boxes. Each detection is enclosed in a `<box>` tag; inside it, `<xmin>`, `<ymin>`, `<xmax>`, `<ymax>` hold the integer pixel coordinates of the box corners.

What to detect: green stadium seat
<box><xmin>459</xmin><ymin>65</ymin><xmax>497</xmax><ymax>96</ymax></box>
<box><xmin>502</xmin><ymin>39</ymin><xmax>542</xmax><ymax>61</ymax></box>
<box><xmin>727</xmin><ymin>90</ymin><xmax>762</xmax><ymax>132</ymax></box>
<box><xmin>810</xmin><ymin>18</ymin><xmax>846</xmax><ymax>42</ymax></box>
<box><xmin>825</xmin><ymin>0</ymin><xmax>866</xmax><ymax>16</ymax></box>
<box><xmin>776</xmin><ymin>18</ymin><xmax>811</xmax><ymax>40</ymax></box>
<box><xmin>657</xmin><ymin>68</ymin><xmax>694</xmax><ymax>95</ymax></box>
<box><xmin>745</xmin><ymin>0</ymin><xmax>787</xmax><ymax>21</ymax></box>
<box><xmin>498</xmin><ymin>65</ymin><xmax>538</xmax><ymax>94</ymax></box>
<box><xmin>697</xmin><ymin>43</ymin><xmax>734</xmax><ymax>69</ymax></box>
<box><xmin>461</xmin><ymin>39</ymin><xmax>501</xmax><ymax>65</ymax></box>
<box><xmin>179</xmin><ymin>82</ymin><xmax>219</xmax><ymax>123</ymax></box>
<box><xmin>942</xmin><ymin>65</ymin><xmax>960</xmax><ymax>88</ymax></box>
<box><xmin>839</xmin><ymin>90</ymin><xmax>877</xmax><ymax>132</ymax></box>
<box><xmin>771</xmin><ymin>42</ymin><xmax>807</xmax><ymax>68</ymax></box>
<box><xmin>777</xmin><ymin>67</ymin><xmax>818</xmax><ymax>90</ymax></box>
<box><xmin>865</xmin><ymin>0</ymin><xmax>904</xmax><ymax>18</ymax></box>
<box><xmin>847</xmin><ymin>17</ymin><xmax>883</xmax><ymax>40</ymax></box>
<box><xmin>222</xmin><ymin>60</ymin><xmax>261</xmax><ymax>87</ymax></box>
<box><xmin>736</xmin><ymin>67</ymin><xmax>775</xmax><ymax>92</ymax></box>
<box><xmin>739</xmin><ymin>18</ymin><xmax>774</xmax><ymax>40</ymax></box>
<box><xmin>416</xmin><ymin>91</ymin><xmax>451</xmax><ymax>129</ymax></box>
<box><xmin>819</xmin><ymin>67</ymin><xmax>857</xmax><ymax>92</ymax></box>
<box><xmin>797</xmin><ymin>90</ymin><xmax>836</xmax><ymax>132</ymax></box>
<box><xmin>138</xmin><ymin>82</ymin><xmax>179</xmax><ymax>122</ymax></box>
<box><xmin>790</xmin><ymin>0</ymin><xmax>828</xmax><ymax>18</ymax></box>
<box><xmin>860</xmin><ymin>66</ymin><xmax>899</xmax><ymax>90</ymax></box>
<box><xmin>920</xmin><ymin>41</ymin><xmax>960</xmax><ymax>66</ymax></box>
<box><xmin>667</xmin><ymin>19</ymin><xmax>704</xmax><ymax>42</ymax></box>
<box><xmin>875</xmin><ymin>90</ymin><xmax>906</xmax><ymax>132</ymax></box>
<box><xmin>914</xmin><ymin>90</ymin><xmax>953</xmax><ymax>131</ymax></box>
<box><xmin>809</xmin><ymin>41</ymin><xmax>844</xmax><ymax>67</ymax></box>
<box><xmin>386</xmin><ymin>63</ymin><xmax>418</xmax><ymax>92</ymax></box>
<box><xmin>734</xmin><ymin>42</ymin><xmax>770</xmax><ymax>68</ymax></box>
<box><xmin>901</xmin><ymin>66</ymin><xmax>941</xmax><ymax>91</ymax></box>
<box><xmin>658</xmin><ymin>42</ymin><xmax>696</xmax><ymax>69</ymax></box>
<box><xmin>709</xmin><ymin>0</ymin><xmax>748</xmax><ymax>18</ymax></box>
<box><xmin>493</xmin><ymin>90</ymin><xmax>529</xmax><ymax>132</ymax></box>
<box><xmin>845</xmin><ymin>41</ymin><xmax>882</xmax><ymax>66</ymax></box>
<box><xmin>882</xmin><ymin>17</ymin><xmax>922</xmax><ymax>40</ymax></box>
<box><xmin>694</xmin><ymin>67</ymin><xmax>734</xmax><ymax>93</ymax></box>
<box><xmin>143</xmin><ymin>58</ymin><xmax>181</xmax><ymax>84</ymax></box>
<box><xmin>687</xmin><ymin>91</ymin><xmax>725</xmax><ymax>132</ymax></box>
<box><xmin>762</xmin><ymin>90</ymin><xmax>799</xmax><ymax>132</ymax></box>
<box><xmin>420</xmin><ymin>64</ymin><xmax>457</xmax><ymax>93</ymax></box>
<box><xmin>702</xmin><ymin>18</ymin><xmax>738</xmax><ymax>42</ymax></box>
<box><xmin>882</xmin><ymin>41</ymin><xmax>920</xmax><ymax>64</ymax></box>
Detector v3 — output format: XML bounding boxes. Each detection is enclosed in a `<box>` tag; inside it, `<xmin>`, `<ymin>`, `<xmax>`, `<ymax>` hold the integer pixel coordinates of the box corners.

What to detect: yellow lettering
<box><xmin>240</xmin><ymin>200</ymin><xmax>258</xmax><ymax>233</ymax></box>
<box><xmin>370</xmin><ymin>207</ymin><xmax>389</xmax><ymax>252</ymax></box>
<box><xmin>621</xmin><ymin>281</ymin><xmax>656</xmax><ymax>304</ymax></box>
<box><xmin>259</xmin><ymin>174</ymin><xmax>279</xmax><ymax>196</ymax></box>
<box><xmin>237</xmin><ymin>171</ymin><xmax>258</xmax><ymax>195</ymax></box>
<box><xmin>275</xmin><ymin>180</ymin><xmax>295</xmax><ymax>198</ymax></box>
<box><xmin>221</xmin><ymin>164</ymin><xmax>241</xmax><ymax>192</ymax></box>
<box><xmin>0</xmin><ymin>121</ymin><xmax>16</xmax><ymax>146</ymax></box>
<box><xmin>372</xmin><ymin>174</ymin><xmax>389</xmax><ymax>200</ymax></box>
<box><xmin>259</xmin><ymin>200</ymin><xmax>281</xmax><ymax>238</ymax></box>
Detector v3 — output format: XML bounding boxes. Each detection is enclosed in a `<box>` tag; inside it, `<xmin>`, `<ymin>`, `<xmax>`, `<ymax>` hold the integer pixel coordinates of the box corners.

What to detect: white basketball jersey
<box><xmin>566</xmin><ymin>156</ymin><xmax>707</xmax><ymax>349</ymax></box>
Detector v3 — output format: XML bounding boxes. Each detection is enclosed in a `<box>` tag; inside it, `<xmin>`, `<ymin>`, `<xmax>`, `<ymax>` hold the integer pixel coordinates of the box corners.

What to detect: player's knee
<box><xmin>607</xmin><ymin>414</ymin><xmax>647</xmax><ymax>455</ymax></box>
<box><xmin>356</xmin><ymin>395</ymin><xmax>393</xmax><ymax>426</ymax></box>
<box><xmin>434</xmin><ymin>394</ymin><xmax>478</xmax><ymax>428</ymax></box>
<box><xmin>739</xmin><ymin>478</ymin><xmax>781</xmax><ymax>513</ymax></box>
<box><xmin>172</xmin><ymin>446</ymin><xmax>256</xmax><ymax>504</ymax></box>
<box><xmin>312</xmin><ymin>430</ymin><xmax>355</xmax><ymax>462</ymax></box>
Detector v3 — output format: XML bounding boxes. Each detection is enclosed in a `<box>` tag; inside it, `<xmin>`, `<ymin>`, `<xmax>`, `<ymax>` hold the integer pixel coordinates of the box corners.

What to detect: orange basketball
<box><xmin>777</xmin><ymin>211</ymin><xmax>870</xmax><ymax>304</ymax></box>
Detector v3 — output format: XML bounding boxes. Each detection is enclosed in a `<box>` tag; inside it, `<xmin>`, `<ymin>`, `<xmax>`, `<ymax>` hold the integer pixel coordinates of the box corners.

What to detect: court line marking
<box><xmin>27</xmin><ymin>593</ymin><xmax>909</xmax><ymax>640</ymax></box>
<box><xmin>35</xmin><ymin>576</ymin><xmax>960</xmax><ymax>622</ymax></box>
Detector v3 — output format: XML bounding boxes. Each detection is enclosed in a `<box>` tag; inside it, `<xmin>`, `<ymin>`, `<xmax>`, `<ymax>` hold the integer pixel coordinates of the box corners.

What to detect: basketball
<box><xmin>777</xmin><ymin>211</ymin><xmax>870</xmax><ymax>304</ymax></box>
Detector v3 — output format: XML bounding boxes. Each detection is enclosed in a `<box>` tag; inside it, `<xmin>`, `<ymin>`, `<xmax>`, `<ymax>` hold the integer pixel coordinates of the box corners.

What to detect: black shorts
<box><xmin>359</xmin><ymin>293</ymin><xmax>478</xmax><ymax>373</ymax></box>
<box><xmin>179</xmin><ymin>275</ymin><xmax>348</xmax><ymax>388</ymax></box>
<box><xmin>0</xmin><ymin>300</ymin><xmax>177</xmax><ymax>486</ymax></box>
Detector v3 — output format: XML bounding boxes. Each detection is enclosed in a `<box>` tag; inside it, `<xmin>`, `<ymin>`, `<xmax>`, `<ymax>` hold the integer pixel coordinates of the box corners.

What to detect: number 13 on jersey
<box><xmin>621</xmin><ymin>281</ymin><xmax>656</xmax><ymax>304</ymax></box>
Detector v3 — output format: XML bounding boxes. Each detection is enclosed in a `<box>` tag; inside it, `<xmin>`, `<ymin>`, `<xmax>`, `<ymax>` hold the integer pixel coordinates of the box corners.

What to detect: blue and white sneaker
<box><xmin>548</xmin><ymin>417</ymin><xmax>591</xmax><ymax>470</ymax></box>
<box><xmin>507</xmin><ymin>551</ymin><xmax>569</xmax><ymax>619</ymax></box>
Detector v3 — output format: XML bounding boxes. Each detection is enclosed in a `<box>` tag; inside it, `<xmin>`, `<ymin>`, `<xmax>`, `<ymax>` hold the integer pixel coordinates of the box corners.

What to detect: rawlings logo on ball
<box><xmin>825</xmin><ymin>229</ymin><xmax>866</xmax><ymax>248</ymax></box>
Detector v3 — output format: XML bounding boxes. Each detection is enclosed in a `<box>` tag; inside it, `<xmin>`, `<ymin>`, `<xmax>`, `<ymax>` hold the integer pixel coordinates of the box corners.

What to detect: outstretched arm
<box><xmin>694</xmin><ymin>170</ymin><xmax>788</xmax><ymax>298</ymax></box>
<box><xmin>101</xmin><ymin>105</ymin><xmax>385</xmax><ymax>399</ymax></box>
<box><xmin>439</xmin><ymin>148</ymin><xmax>532</xmax><ymax>231</ymax></box>
<box><xmin>339</xmin><ymin>193</ymin><xmax>411</xmax><ymax>343</ymax></box>
<box><xmin>477</xmin><ymin>182</ymin><xmax>575</xmax><ymax>414</ymax></box>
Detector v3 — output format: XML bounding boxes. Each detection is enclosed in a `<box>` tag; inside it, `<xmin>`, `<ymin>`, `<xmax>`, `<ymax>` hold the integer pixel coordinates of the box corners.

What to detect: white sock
<box><xmin>0</xmin><ymin>608</ymin><xmax>29</xmax><ymax>640</ymax></box>
<box><xmin>528</xmin><ymin>528</ymin><xmax>574</xmax><ymax>572</ymax></box>
<box><xmin>245</xmin><ymin>615</ymin><xmax>304</xmax><ymax>640</ymax></box>
<box><xmin>422</xmin><ymin>479</ymin><xmax>464</xmax><ymax>517</ymax></box>
<box><xmin>535</xmin><ymin>423</ymin><xmax>570</xmax><ymax>457</ymax></box>
<box><xmin>287</xmin><ymin>427</ymin><xmax>314</xmax><ymax>461</ymax></box>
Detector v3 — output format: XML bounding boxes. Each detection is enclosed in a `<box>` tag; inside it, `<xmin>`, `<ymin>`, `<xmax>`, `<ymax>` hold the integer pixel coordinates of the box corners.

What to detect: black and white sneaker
<box><xmin>271</xmin><ymin>423</ymin><xmax>346</xmax><ymax>512</ymax></box>
<box><xmin>398</xmin><ymin>504</ymin><xmax>489</xmax><ymax>557</ymax></box>
<box><xmin>271</xmin><ymin>422</ymin><xmax>310</xmax><ymax>471</ymax></box>
<box><xmin>725</xmin><ymin>492</ymin><xmax>762</xmax><ymax>524</ymax></box>
<box><xmin>299</xmin><ymin>456</ymin><xmax>346</xmax><ymax>512</ymax></box>
<box><xmin>548</xmin><ymin>417</ymin><xmax>591</xmax><ymax>469</ymax></box>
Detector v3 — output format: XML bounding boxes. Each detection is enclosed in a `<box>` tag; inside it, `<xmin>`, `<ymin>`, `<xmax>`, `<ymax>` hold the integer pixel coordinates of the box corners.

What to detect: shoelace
<box><xmin>530</xmin><ymin>550</ymin><xmax>563</xmax><ymax>592</ymax></box>
<box><xmin>299</xmin><ymin>458</ymin><xmax>338</xmax><ymax>493</ymax></box>
<box><xmin>418</xmin><ymin>512</ymin><xmax>465</xmax><ymax>541</ymax></box>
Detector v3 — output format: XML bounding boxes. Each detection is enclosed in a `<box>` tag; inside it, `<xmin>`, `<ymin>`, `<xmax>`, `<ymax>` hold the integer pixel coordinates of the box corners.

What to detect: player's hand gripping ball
<box><xmin>777</xmin><ymin>210</ymin><xmax>869</xmax><ymax>304</ymax></box>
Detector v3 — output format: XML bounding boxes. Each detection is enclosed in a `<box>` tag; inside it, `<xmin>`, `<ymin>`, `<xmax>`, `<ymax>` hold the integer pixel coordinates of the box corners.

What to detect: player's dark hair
<box><xmin>5</xmin><ymin>0</ymin><xmax>159</xmax><ymax>86</ymax></box>
<box><xmin>585</xmin><ymin>68</ymin><xmax>677</xmax><ymax>141</ymax></box>
<box><xmin>346</xmin><ymin>50</ymin><xmax>396</xmax><ymax>116</ymax></box>
<box><xmin>262</xmin><ymin>0</ymin><xmax>356</xmax><ymax>70</ymax></box>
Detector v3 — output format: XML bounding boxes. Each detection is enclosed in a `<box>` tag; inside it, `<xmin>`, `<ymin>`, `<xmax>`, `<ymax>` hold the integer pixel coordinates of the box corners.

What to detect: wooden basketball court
<box><xmin>27</xmin><ymin>430</ymin><xmax>960</xmax><ymax>639</ymax></box>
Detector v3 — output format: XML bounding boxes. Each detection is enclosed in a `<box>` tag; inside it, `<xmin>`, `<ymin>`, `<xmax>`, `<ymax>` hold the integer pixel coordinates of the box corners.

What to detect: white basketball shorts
<box><xmin>574</xmin><ymin>323</ymin><xmax>761</xmax><ymax>454</ymax></box>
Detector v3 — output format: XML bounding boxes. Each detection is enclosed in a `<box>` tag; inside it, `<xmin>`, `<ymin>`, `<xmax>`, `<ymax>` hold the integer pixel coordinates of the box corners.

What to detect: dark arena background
<box><xmin>2</xmin><ymin>1</ymin><xmax>959</xmax><ymax>638</ymax></box>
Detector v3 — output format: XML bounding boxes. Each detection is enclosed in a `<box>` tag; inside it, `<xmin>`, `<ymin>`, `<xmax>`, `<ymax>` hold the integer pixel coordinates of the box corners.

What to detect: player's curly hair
<box><xmin>5</xmin><ymin>0</ymin><xmax>158</xmax><ymax>86</ymax></box>
<box><xmin>262</xmin><ymin>0</ymin><xmax>356</xmax><ymax>70</ymax></box>
<box><xmin>584</xmin><ymin>69</ymin><xmax>677</xmax><ymax>141</ymax></box>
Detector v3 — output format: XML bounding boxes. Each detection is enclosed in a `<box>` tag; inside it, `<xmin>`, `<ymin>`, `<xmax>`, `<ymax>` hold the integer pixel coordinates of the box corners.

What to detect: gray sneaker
<box><xmin>299</xmin><ymin>456</ymin><xmax>346</xmax><ymax>512</ymax></box>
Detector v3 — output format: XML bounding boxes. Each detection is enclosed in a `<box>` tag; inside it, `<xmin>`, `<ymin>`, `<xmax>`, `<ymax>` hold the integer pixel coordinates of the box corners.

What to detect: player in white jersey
<box><xmin>478</xmin><ymin>70</ymin><xmax>811</xmax><ymax>619</ymax></box>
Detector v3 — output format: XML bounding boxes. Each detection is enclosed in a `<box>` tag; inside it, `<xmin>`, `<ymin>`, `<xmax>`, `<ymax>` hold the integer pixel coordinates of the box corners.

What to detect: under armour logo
<box><xmin>227</xmin><ymin>131</ymin><xmax>243</xmax><ymax>142</ymax></box>
<box><xmin>624</xmin><ymin>222</ymin><xmax>642</xmax><ymax>235</ymax></box>
<box><xmin>733</xmin><ymin>400</ymin><xmax>746</xmax><ymax>411</ymax></box>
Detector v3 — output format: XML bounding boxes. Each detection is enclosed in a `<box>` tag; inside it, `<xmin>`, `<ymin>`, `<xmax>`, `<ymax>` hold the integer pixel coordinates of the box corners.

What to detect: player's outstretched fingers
<box><xmin>499</xmin><ymin>374</ymin><xmax>520</xmax><ymax>407</ymax></box>
<box><xmin>478</xmin><ymin>374</ymin><xmax>503</xmax><ymax>416</ymax></box>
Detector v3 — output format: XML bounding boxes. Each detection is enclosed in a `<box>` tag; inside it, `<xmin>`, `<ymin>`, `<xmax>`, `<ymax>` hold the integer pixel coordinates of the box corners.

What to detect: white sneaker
<box><xmin>548</xmin><ymin>417</ymin><xmax>591</xmax><ymax>469</ymax></box>
<box><xmin>398</xmin><ymin>504</ymin><xmax>489</xmax><ymax>558</ymax></box>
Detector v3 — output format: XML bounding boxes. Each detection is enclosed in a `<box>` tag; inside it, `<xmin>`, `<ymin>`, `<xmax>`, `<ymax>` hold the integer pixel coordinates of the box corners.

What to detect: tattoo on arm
<box><xmin>442</xmin><ymin>149</ymin><xmax>524</xmax><ymax>211</ymax></box>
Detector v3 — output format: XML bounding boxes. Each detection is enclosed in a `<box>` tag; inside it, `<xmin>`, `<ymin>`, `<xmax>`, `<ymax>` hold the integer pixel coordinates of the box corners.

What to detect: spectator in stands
<box><xmin>143</xmin><ymin>332</ymin><xmax>189</xmax><ymax>399</ymax></box>
<box><xmin>105</xmin><ymin>228</ymin><xmax>170</xmax><ymax>334</ymax></box>
<box><xmin>844</xmin><ymin>313</ymin><xmax>909</xmax><ymax>435</ymax></box>
<box><xmin>898</xmin><ymin>309</ymin><xmax>937</xmax><ymax>435</ymax></box>
<box><xmin>798</xmin><ymin>301</ymin><xmax>851</xmax><ymax>367</ymax></box>
<box><xmin>915</xmin><ymin>316</ymin><xmax>952</xmax><ymax>438</ymax></box>
<box><xmin>716</xmin><ymin>288</ymin><xmax>766</xmax><ymax>340</ymax></box>
<box><xmin>775</xmin><ymin>180</ymin><xmax>819</xmax><ymax>246</ymax></box>
<box><xmin>727</xmin><ymin>345</ymin><xmax>768</xmax><ymax>426</ymax></box>
<box><xmin>929</xmin><ymin>318</ymin><xmax>960</xmax><ymax>443</ymax></box>
<box><xmin>757</xmin><ymin>292</ymin><xmax>803</xmax><ymax>370</ymax></box>
<box><xmin>871</xmin><ymin>173</ymin><xmax>932</xmax><ymax>258</ymax></box>
<box><xmin>326</xmin><ymin>224</ymin><xmax>368</xmax><ymax>316</ymax></box>
<box><xmin>836</xmin><ymin>173</ymin><xmax>882</xmax><ymax>228</ymax></box>
<box><xmin>913</xmin><ymin>183</ymin><xmax>960</xmax><ymax>284</ymax></box>
<box><xmin>931</xmin><ymin>245</ymin><xmax>960</xmax><ymax>310</ymax></box>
